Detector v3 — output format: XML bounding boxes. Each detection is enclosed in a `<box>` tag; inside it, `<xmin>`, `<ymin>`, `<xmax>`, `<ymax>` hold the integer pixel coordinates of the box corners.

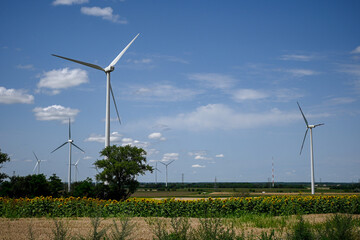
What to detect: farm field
<box><xmin>1</xmin><ymin>214</ymin><xmax>359</xmax><ymax>240</ymax></box>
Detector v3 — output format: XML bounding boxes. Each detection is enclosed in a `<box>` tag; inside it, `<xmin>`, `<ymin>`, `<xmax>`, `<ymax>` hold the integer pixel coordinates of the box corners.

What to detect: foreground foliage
<box><xmin>0</xmin><ymin>195</ymin><xmax>359</xmax><ymax>218</ymax></box>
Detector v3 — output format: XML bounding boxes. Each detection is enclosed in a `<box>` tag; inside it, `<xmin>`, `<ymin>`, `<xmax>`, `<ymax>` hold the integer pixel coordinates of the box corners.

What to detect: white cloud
<box><xmin>33</xmin><ymin>105</ymin><xmax>79</xmax><ymax>123</ymax></box>
<box><xmin>83</xmin><ymin>156</ymin><xmax>92</xmax><ymax>160</ymax></box>
<box><xmin>148</xmin><ymin>132</ymin><xmax>166</xmax><ymax>141</ymax></box>
<box><xmin>339</xmin><ymin>64</ymin><xmax>360</xmax><ymax>77</ymax></box>
<box><xmin>326</xmin><ymin>97</ymin><xmax>356</xmax><ymax>105</ymax></box>
<box><xmin>162</xmin><ymin>153</ymin><xmax>179</xmax><ymax>162</ymax></box>
<box><xmin>284</xmin><ymin>69</ymin><xmax>319</xmax><ymax>77</ymax></box>
<box><xmin>37</xmin><ymin>68</ymin><xmax>88</xmax><ymax>94</ymax></box>
<box><xmin>232</xmin><ymin>89</ymin><xmax>268</xmax><ymax>102</ymax></box>
<box><xmin>189</xmin><ymin>151</ymin><xmax>212</xmax><ymax>160</ymax></box>
<box><xmin>192</xmin><ymin>164</ymin><xmax>205</xmax><ymax>168</ymax></box>
<box><xmin>81</xmin><ymin>6</ymin><xmax>127</xmax><ymax>24</ymax></box>
<box><xmin>131</xmin><ymin>84</ymin><xmax>201</xmax><ymax>102</ymax></box>
<box><xmin>280</xmin><ymin>54</ymin><xmax>313</xmax><ymax>61</ymax></box>
<box><xmin>16</xmin><ymin>64</ymin><xmax>34</xmax><ymax>70</ymax></box>
<box><xmin>188</xmin><ymin>73</ymin><xmax>236</xmax><ymax>89</ymax></box>
<box><xmin>85</xmin><ymin>132</ymin><xmax>123</xmax><ymax>143</ymax></box>
<box><xmin>0</xmin><ymin>87</ymin><xmax>34</xmax><ymax>104</ymax></box>
<box><xmin>351</xmin><ymin>46</ymin><xmax>360</xmax><ymax>54</ymax></box>
<box><xmin>215</xmin><ymin>154</ymin><xmax>224</xmax><ymax>158</ymax></box>
<box><xmin>53</xmin><ymin>0</ymin><xmax>88</xmax><ymax>5</ymax></box>
<box><xmin>157</xmin><ymin>104</ymin><xmax>316</xmax><ymax>131</ymax></box>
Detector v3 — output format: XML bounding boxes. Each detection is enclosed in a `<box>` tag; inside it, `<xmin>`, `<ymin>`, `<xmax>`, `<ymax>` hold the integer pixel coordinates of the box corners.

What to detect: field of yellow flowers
<box><xmin>0</xmin><ymin>195</ymin><xmax>359</xmax><ymax>218</ymax></box>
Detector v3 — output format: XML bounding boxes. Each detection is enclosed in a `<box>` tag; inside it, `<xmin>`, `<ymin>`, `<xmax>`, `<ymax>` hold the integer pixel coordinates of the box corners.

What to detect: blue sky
<box><xmin>1</xmin><ymin>0</ymin><xmax>360</xmax><ymax>184</ymax></box>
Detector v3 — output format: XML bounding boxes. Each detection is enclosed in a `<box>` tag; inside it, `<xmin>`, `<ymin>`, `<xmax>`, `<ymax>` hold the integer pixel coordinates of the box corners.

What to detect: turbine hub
<box><xmin>308</xmin><ymin>125</ymin><xmax>315</xmax><ymax>128</ymax></box>
<box><xmin>68</xmin><ymin>139</ymin><xmax>73</xmax><ymax>143</ymax></box>
<box><xmin>104</xmin><ymin>66</ymin><xmax>114</xmax><ymax>72</ymax></box>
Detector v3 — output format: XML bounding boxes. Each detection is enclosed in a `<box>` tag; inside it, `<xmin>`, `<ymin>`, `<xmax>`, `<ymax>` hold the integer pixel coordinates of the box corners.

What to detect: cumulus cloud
<box><xmin>157</xmin><ymin>104</ymin><xmax>322</xmax><ymax>131</ymax></box>
<box><xmin>85</xmin><ymin>132</ymin><xmax>123</xmax><ymax>143</ymax></box>
<box><xmin>280</xmin><ymin>54</ymin><xmax>314</xmax><ymax>61</ymax></box>
<box><xmin>53</xmin><ymin>0</ymin><xmax>88</xmax><ymax>5</ymax></box>
<box><xmin>215</xmin><ymin>154</ymin><xmax>224</xmax><ymax>158</ymax></box>
<box><xmin>130</xmin><ymin>84</ymin><xmax>201</xmax><ymax>102</ymax></box>
<box><xmin>351</xmin><ymin>46</ymin><xmax>360</xmax><ymax>54</ymax></box>
<box><xmin>81</xmin><ymin>6</ymin><xmax>127</xmax><ymax>24</ymax></box>
<box><xmin>161</xmin><ymin>153</ymin><xmax>179</xmax><ymax>162</ymax></box>
<box><xmin>192</xmin><ymin>164</ymin><xmax>205</xmax><ymax>168</ymax></box>
<box><xmin>0</xmin><ymin>87</ymin><xmax>34</xmax><ymax>104</ymax></box>
<box><xmin>189</xmin><ymin>151</ymin><xmax>212</xmax><ymax>161</ymax></box>
<box><xmin>232</xmin><ymin>89</ymin><xmax>268</xmax><ymax>102</ymax></box>
<box><xmin>188</xmin><ymin>73</ymin><xmax>236</xmax><ymax>89</ymax></box>
<box><xmin>148</xmin><ymin>132</ymin><xmax>166</xmax><ymax>141</ymax></box>
<box><xmin>33</xmin><ymin>105</ymin><xmax>79</xmax><ymax>123</ymax></box>
<box><xmin>37</xmin><ymin>68</ymin><xmax>88</xmax><ymax>94</ymax></box>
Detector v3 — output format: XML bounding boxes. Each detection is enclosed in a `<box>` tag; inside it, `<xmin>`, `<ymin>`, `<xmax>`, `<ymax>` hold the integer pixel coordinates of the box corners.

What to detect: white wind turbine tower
<box><xmin>32</xmin><ymin>151</ymin><xmax>42</xmax><ymax>175</ymax></box>
<box><xmin>160</xmin><ymin>160</ymin><xmax>175</xmax><ymax>188</ymax></box>
<box><xmin>297</xmin><ymin>102</ymin><xmax>324</xmax><ymax>195</ymax></box>
<box><xmin>51</xmin><ymin>119</ymin><xmax>85</xmax><ymax>192</ymax></box>
<box><xmin>52</xmin><ymin>34</ymin><xmax>139</xmax><ymax>147</ymax></box>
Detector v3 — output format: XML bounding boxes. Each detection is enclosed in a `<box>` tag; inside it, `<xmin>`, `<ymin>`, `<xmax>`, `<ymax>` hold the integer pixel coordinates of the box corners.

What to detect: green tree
<box><xmin>48</xmin><ymin>174</ymin><xmax>64</xmax><ymax>197</ymax></box>
<box><xmin>72</xmin><ymin>177</ymin><xmax>95</xmax><ymax>197</ymax></box>
<box><xmin>0</xmin><ymin>148</ymin><xmax>10</xmax><ymax>183</ymax></box>
<box><xmin>94</xmin><ymin>145</ymin><xmax>153</xmax><ymax>200</ymax></box>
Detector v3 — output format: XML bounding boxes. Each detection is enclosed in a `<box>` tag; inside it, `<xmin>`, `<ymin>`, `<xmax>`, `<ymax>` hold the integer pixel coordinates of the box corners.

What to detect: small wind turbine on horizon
<box><xmin>52</xmin><ymin>34</ymin><xmax>140</xmax><ymax>148</ymax></box>
<box><xmin>51</xmin><ymin>119</ymin><xmax>85</xmax><ymax>192</ymax></box>
<box><xmin>32</xmin><ymin>151</ymin><xmax>42</xmax><ymax>175</ymax></box>
<box><xmin>297</xmin><ymin>102</ymin><xmax>324</xmax><ymax>195</ymax></box>
<box><xmin>73</xmin><ymin>158</ymin><xmax>80</xmax><ymax>183</ymax></box>
<box><xmin>160</xmin><ymin>160</ymin><xmax>174</xmax><ymax>188</ymax></box>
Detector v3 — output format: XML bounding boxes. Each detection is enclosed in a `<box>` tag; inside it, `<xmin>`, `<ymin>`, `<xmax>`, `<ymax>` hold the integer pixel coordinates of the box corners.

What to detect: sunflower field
<box><xmin>0</xmin><ymin>195</ymin><xmax>359</xmax><ymax>218</ymax></box>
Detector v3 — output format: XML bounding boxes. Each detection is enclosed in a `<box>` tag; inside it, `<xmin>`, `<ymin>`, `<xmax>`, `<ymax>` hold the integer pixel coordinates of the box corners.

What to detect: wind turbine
<box><xmin>32</xmin><ymin>151</ymin><xmax>41</xmax><ymax>175</ymax></box>
<box><xmin>73</xmin><ymin>158</ymin><xmax>80</xmax><ymax>183</ymax></box>
<box><xmin>153</xmin><ymin>161</ymin><xmax>162</xmax><ymax>184</ymax></box>
<box><xmin>297</xmin><ymin>102</ymin><xmax>324</xmax><ymax>195</ymax></box>
<box><xmin>52</xmin><ymin>34</ymin><xmax>140</xmax><ymax>147</ymax></box>
<box><xmin>159</xmin><ymin>160</ymin><xmax>175</xmax><ymax>188</ymax></box>
<box><xmin>51</xmin><ymin>118</ymin><xmax>85</xmax><ymax>192</ymax></box>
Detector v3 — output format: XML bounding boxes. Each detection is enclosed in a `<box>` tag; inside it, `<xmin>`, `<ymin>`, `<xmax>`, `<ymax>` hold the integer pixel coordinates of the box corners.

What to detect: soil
<box><xmin>1</xmin><ymin>214</ymin><xmax>359</xmax><ymax>240</ymax></box>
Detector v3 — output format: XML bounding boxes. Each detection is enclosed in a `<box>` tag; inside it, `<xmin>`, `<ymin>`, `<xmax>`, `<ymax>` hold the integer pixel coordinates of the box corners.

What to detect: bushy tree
<box><xmin>48</xmin><ymin>174</ymin><xmax>64</xmax><ymax>197</ymax></box>
<box><xmin>94</xmin><ymin>145</ymin><xmax>153</xmax><ymax>200</ymax></box>
<box><xmin>0</xmin><ymin>149</ymin><xmax>10</xmax><ymax>183</ymax></box>
<box><xmin>72</xmin><ymin>177</ymin><xmax>95</xmax><ymax>197</ymax></box>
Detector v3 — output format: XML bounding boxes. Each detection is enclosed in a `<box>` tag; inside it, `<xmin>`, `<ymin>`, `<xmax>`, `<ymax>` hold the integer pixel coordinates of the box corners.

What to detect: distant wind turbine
<box><xmin>73</xmin><ymin>158</ymin><xmax>80</xmax><ymax>183</ymax></box>
<box><xmin>160</xmin><ymin>160</ymin><xmax>175</xmax><ymax>188</ymax></box>
<box><xmin>52</xmin><ymin>34</ymin><xmax>140</xmax><ymax>147</ymax></box>
<box><xmin>32</xmin><ymin>151</ymin><xmax>42</xmax><ymax>175</ymax></box>
<box><xmin>154</xmin><ymin>161</ymin><xmax>161</xmax><ymax>184</ymax></box>
<box><xmin>51</xmin><ymin>118</ymin><xmax>85</xmax><ymax>192</ymax></box>
<box><xmin>297</xmin><ymin>102</ymin><xmax>324</xmax><ymax>195</ymax></box>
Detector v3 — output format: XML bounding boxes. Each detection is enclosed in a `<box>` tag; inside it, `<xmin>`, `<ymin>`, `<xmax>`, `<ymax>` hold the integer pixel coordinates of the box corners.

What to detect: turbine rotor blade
<box><xmin>71</xmin><ymin>143</ymin><xmax>85</xmax><ymax>153</ymax></box>
<box><xmin>297</xmin><ymin>102</ymin><xmax>309</xmax><ymax>127</ymax></box>
<box><xmin>32</xmin><ymin>151</ymin><xmax>39</xmax><ymax>161</ymax></box>
<box><xmin>51</xmin><ymin>142</ymin><xmax>68</xmax><ymax>153</ymax></box>
<box><xmin>314</xmin><ymin>123</ymin><xmax>324</xmax><ymax>127</ymax></box>
<box><xmin>108</xmin><ymin>33</ymin><xmax>140</xmax><ymax>68</ymax></box>
<box><xmin>300</xmin><ymin>128</ymin><xmax>309</xmax><ymax>155</ymax></box>
<box><xmin>159</xmin><ymin>161</ymin><xmax>166</xmax><ymax>166</ymax></box>
<box><xmin>75</xmin><ymin>158</ymin><xmax>80</xmax><ymax>165</ymax></box>
<box><xmin>68</xmin><ymin>118</ymin><xmax>71</xmax><ymax>139</ymax></box>
<box><xmin>33</xmin><ymin>162</ymin><xmax>39</xmax><ymax>173</ymax></box>
<box><xmin>110</xmin><ymin>82</ymin><xmax>122</xmax><ymax>125</ymax></box>
<box><xmin>168</xmin><ymin>160</ymin><xmax>175</xmax><ymax>165</ymax></box>
<box><xmin>52</xmin><ymin>54</ymin><xmax>105</xmax><ymax>72</ymax></box>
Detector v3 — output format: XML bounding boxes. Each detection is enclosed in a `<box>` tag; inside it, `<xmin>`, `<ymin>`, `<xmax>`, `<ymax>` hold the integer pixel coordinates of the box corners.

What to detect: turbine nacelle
<box><xmin>104</xmin><ymin>66</ymin><xmax>115</xmax><ymax>72</ymax></box>
<box><xmin>68</xmin><ymin>139</ymin><xmax>73</xmax><ymax>143</ymax></box>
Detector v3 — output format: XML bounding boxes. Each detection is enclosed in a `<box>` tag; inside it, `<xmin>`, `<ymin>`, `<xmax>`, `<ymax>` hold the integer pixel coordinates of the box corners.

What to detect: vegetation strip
<box><xmin>1</xmin><ymin>195</ymin><xmax>359</xmax><ymax>218</ymax></box>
